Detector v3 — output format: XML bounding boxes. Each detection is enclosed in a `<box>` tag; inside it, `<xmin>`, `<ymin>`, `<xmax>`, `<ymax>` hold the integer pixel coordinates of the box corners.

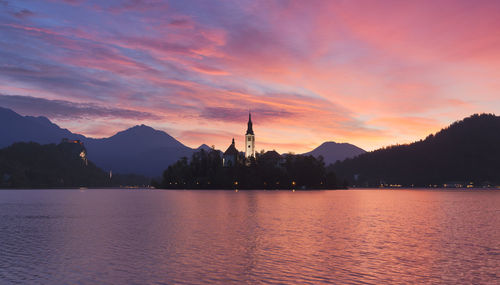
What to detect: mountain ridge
<box><xmin>1</xmin><ymin>106</ymin><xmax>368</xmax><ymax>177</ymax></box>
<box><xmin>0</xmin><ymin>107</ymin><xmax>192</xmax><ymax>176</ymax></box>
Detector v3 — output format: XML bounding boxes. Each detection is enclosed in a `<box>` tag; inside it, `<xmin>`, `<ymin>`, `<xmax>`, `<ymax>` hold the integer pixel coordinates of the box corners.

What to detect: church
<box><xmin>223</xmin><ymin>113</ymin><xmax>255</xmax><ymax>167</ymax></box>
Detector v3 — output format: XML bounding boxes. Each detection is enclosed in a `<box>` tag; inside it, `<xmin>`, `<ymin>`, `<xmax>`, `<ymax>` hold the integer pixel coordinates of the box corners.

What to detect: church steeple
<box><xmin>245</xmin><ymin>112</ymin><xmax>255</xmax><ymax>159</ymax></box>
<box><xmin>246</xmin><ymin>112</ymin><xmax>254</xmax><ymax>135</ymax></box>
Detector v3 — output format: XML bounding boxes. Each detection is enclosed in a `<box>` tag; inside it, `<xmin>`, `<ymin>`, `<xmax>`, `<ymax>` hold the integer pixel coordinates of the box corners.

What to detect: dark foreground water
<box><xmin>0</xmin><ymin>189</ymin><xmax>499</xmax><ymax>284</ymax></box>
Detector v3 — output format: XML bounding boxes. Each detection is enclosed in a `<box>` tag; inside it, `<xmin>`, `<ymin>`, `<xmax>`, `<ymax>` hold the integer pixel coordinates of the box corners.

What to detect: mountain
<box><xmin>197</xmin><ymin>144</ymin><xmax>213</xmax><ymax>151</ymax></box>
<box><xmin>332</xmin><ymin>114</ymin><xmax>500</xmax><ymax>187</ymax></box>
<box><xmin>84</xmin><ymin>125</ymin><xmax>193</xmax><ymax>177</ymax></box>
<box><xmin>0</xmin><ymin>107</ymin><xmax>194</xmax><ymax>177</ymax></box>
<box><xmin>303</xmin><ymin>142</ymin><xmax>366</xmax><ymax>165</ymax></box>
<box><xmin>0</xmin><ymin>106</ymin><xmax>85</xmax><ymax>148</ymax></box>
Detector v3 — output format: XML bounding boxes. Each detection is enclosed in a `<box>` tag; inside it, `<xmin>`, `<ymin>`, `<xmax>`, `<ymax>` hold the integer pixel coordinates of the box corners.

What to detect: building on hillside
<box><xmin>61</xmin><ymin>138</ymin><xmax>83</xmax><ymax>145</ymax></box>
<box><xmin>245</xmin><ymin>112</ymin><xmax>255</xmax><ymax>159</ymax></box>
<box><xmin>60</xmin><ymin>138</ymin><xmax>88</xmax><ymax>165</ymax></box>
<box><xmin>223</xmin><ymin>138</ymin><xmax>239</xmax><ymax>167</ymax></box>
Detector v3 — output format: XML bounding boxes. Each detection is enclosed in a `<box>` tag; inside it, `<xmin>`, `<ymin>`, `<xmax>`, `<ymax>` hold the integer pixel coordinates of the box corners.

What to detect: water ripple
<box><xmin>0</xmin><ymin>189</ymin><xmax>499</xmax><ymax>284</ymax></box>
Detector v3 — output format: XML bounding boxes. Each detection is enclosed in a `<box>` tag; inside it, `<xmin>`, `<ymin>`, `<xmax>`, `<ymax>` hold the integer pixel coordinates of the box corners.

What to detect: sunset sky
<box><xmin>1</xmin><ymin>0</ymin><xmax>499</xmax><ymax>153</ymax></box>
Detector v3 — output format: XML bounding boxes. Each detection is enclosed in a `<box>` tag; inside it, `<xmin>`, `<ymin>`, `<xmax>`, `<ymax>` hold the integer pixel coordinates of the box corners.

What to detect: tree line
<box><xmin>155</xmin><ymin>149</ymin><xmax>346</xmax><ymax>190</ymax></box>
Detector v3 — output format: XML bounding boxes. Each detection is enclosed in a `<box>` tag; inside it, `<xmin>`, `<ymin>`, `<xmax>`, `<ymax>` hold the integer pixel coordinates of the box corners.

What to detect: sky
<box><xmin>0</xmin><ymin>0</ymin><xmax>499</xmax><ymax>153</ymax></box>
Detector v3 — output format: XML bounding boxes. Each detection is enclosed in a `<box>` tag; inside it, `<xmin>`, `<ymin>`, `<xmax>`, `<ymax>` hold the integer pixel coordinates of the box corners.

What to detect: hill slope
<box><xmin>303</xmin><ymin>142</ymin><xmax>365</xmax><ymax>165</ymax></box>
<box><xmin>332</xmin><ymin>114</ymin><xmax>500</xmax><ymax>187</ymax></box>
<box><xmin>0</xmin><ymin>141</ymin><xmax>108</xmax><ymax>188</ymax></box>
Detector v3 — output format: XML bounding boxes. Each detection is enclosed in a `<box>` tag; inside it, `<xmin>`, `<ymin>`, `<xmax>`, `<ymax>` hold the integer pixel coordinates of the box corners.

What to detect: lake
<box><xmin>0</xmin><ymin>189</ymin><xmax>499</xmax><ymax>284</ymax></box>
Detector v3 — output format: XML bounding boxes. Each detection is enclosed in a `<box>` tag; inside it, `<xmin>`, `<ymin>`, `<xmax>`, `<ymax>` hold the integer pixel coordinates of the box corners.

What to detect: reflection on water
<box><xmin>0</xmin><ymin>189</ymin><xmax>499</xmax><ymax>284</ymax></box>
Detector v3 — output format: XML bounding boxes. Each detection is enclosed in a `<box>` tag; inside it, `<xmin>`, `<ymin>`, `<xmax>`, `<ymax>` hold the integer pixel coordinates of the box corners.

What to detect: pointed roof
<box><xmin>224</xmin><ymin>138</ymin><xmax>239</xmax><ymax>155</ymax></box>
<box><xmin>261</xmin><ymin>150</ymin><xmax>282</xmax><ymax>160</ymax></box>
<box><xmin>246</xmin><ymin>112</ymin><xmax>254</xmax><ymax>135</ymax></box>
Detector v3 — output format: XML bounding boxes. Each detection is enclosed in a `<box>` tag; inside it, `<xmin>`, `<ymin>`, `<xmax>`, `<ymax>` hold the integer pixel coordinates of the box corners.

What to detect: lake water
<box><xmin>0</xmin><ymin>189</ymin><xmax>499</xmax><ymax>284</ymax></box>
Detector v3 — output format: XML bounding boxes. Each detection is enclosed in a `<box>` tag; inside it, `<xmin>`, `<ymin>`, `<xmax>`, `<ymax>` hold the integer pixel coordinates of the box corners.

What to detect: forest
<box><xmin>0</xmin><ymin>141</ymin><xmax>149</xmax><ymax>188</ymax></box>
<box><xmin>332</xmin><ymin>114</ymin><xmax>500</xmax><ymax>187</ymax></box>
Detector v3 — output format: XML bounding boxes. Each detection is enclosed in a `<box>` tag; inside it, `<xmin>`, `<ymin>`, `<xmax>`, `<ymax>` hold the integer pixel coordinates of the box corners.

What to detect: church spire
<box><xmin>246</xmin><ymin>112</ymin><xmax>254</xmax><ymax>135</ymax></box>
<box><xmin>245</xmin><ymin>112</ymin><xmax>255</xmax><ymax>159</ymax></box>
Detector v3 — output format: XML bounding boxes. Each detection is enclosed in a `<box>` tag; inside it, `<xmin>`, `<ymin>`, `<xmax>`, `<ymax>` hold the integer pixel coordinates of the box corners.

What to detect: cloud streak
<box><xmin>0</xmin><ymin>94</ymin><xmax>162</xmax><ymax>120</ymax></box>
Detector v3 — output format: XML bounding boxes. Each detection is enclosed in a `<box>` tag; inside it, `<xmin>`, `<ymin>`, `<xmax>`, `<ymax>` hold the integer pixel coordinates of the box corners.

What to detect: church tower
<box><xmin>245</xmin><ymin>113</ymin><xmax>255</xmax><ymax>159</ymax></box>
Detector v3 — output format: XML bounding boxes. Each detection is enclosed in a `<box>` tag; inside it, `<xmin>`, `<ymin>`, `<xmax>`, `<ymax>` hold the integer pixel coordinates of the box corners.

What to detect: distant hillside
<box><xmin>0</xmin><ymin>107</ymin><xmax>195</xmax><ymax>177</ymax></box>
<box><xmin>0</xmin><ymin>141</ymin><xmax>151</xmax><ymax>188</ymax></box>
<box><xmin>332</xmin><ymin>114</ymin><xmax>500</xmax><ymax>187</ymax></box>
<box><xmin>0</xmin><ymin>141</ymin><xmax>108</xmax><ymax>188</ymax></box>
<box><xmin>303</xmin><ymin>142</ymin><xmax>365</xmax><ymax>165</ymax></box>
